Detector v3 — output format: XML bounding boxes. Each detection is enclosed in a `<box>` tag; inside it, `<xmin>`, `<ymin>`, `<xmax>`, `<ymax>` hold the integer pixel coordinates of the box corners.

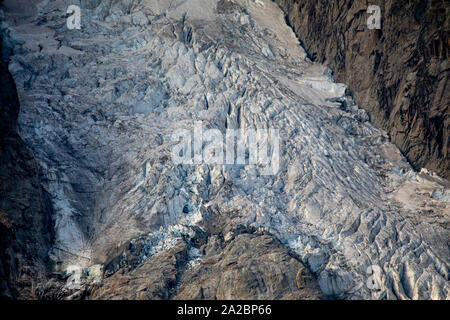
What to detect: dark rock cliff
<box><xmin>275</xmin><ymin>0</ymin><xmax>449</xmax><ymax>179</ymax></box>
<box><xmin>0</xmin><ymin>52</ymin><xmax>54</xmax><ymax>299</ymax></box>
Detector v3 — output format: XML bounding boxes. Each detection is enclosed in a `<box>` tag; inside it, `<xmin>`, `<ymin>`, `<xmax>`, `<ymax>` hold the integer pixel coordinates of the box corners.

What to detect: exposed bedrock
<box><xmin>275</xmin><ymin>0</ymin><xmax>449</xmax><ymax>179</ymax></box>
<box><xmin>0</xmin><ymin>57</ymin><xmax>54</xmax><ymax>299</ymax></box>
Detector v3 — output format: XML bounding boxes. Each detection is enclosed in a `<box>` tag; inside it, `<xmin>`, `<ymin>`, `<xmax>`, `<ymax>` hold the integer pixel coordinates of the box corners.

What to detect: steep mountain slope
<box><xmin>275</xmin><ymin>0</ymin><xmax>449</xmax><ymax>179</ymax></box>
<box><xmin>0</xmin><ymin>56</ymin><xmax>53</xmax><ymax>299</ymax></box>
<box><xmin>1</xmin><ymin>0</ymin><xmax>449</xmax><ymax>300</ymax></box>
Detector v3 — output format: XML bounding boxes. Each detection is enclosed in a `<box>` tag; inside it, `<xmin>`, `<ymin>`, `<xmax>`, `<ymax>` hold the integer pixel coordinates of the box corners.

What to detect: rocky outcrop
<box><xmin>275</xmin><ymin>0</ymin><xmax>449</xmax><ymax>179</ymax></box>
<box><xmin>0</xmin><ymin>52</ymin><xmax>53</xmax><ymax>299</ymax></box>
<box><xmin>38</xmin><ymin>207</ymin><xmax>322</xmax><ymax>300</ymax></box>
<box><xmin>90</xmin><ymin>232</ymin><xmax>322</xmax><ymax>300</ymax></box>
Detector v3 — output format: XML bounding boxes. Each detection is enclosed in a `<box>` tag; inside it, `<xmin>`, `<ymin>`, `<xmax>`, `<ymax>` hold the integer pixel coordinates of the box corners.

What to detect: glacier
<box><xmin>1</xmin><ymin>0</ymin><xmax>449</xmax><ymax>299</ymax></box>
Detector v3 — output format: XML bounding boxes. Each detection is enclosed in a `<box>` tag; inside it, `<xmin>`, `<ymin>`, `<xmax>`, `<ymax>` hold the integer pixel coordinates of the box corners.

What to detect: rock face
<box><xmin>1</xmin><ymin>0</ymin><xmax>449</xmax><ymax>300</ymax></box>
<box><xmin>0</xmin><ymin>58</ymin><xmax>53</xmax><ymax>299</ymax></box>
<box><xmin>91</xmin><ymin>232</ymin><xmax>322</xmax><ymax>300</ymax></box>
<box><xmin>275</xmin><ymin>0</ymin><xmax>449</xmax><ymax>179</ymax></box>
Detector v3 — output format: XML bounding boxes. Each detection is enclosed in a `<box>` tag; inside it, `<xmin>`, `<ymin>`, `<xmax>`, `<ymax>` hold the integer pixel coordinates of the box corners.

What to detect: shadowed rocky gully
<box><xmin>0</xmin><ymin>0</ymin><xmax>448</xmax><ymax>301</ymax></box>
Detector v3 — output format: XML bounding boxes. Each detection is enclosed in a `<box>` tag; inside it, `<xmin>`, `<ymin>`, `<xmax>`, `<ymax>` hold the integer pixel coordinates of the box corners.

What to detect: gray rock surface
<box><xmin>1</xmin><ymin>0</ymin><xmax>449</xmax><ymax>299</ymax></box>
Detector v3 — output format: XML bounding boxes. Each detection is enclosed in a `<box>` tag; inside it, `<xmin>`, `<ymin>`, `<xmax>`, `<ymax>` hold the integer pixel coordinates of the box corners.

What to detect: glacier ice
<box><xmin>1</xmin><ymin>0</ymin><xmax>448</xmax><ymax>299</ymax></box>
